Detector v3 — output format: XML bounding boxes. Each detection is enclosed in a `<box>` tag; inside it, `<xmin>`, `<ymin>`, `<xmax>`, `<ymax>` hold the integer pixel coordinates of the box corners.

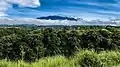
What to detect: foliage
<box><xmin>0</xmin><ymin>26</ymin><xmax>120</xmax><ymax>62</ymax></box>
<box><xmin>1</xmin><ymin>50</ymin><xmax>120</xmax><ymax>67</ymax></box>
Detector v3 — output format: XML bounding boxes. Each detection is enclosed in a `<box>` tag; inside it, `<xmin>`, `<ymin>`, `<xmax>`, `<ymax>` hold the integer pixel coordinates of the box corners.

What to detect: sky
<box><xmin>0</xmin><ymin>0</ymin><xmax>120</xmax><ymax>25</ymax></box>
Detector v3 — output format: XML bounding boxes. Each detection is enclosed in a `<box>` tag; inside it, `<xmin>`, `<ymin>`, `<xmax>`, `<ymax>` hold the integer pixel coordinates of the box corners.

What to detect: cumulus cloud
<box><xmin>0</xmin><ymin>0</ymin><xmax>40</xmax><ymax>16</ymax></box>
<box><xmin>6</xmin><ymin>0</ymin><xmax>40</xmax><ymax>7</ymax></box>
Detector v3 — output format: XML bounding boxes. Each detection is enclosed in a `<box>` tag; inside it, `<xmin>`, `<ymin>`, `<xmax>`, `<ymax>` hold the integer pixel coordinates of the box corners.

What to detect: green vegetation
<box><xmin>1</xmin><ymin>25</ymin><xmax>120</xmax><ymax>67</ymax></box>
<box><xmin>1</xmin><ymin>50</ymin><xmax>120</xmax><ymax>67</ymax></box>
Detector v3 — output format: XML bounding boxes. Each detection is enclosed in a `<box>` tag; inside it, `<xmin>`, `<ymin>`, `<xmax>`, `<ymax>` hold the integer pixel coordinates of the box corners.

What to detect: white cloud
<box><xmin>0</xmin><ymin>17</ymin><xmax>44</xmax><ymax>25</ymax></box>
<box><xmin>70</xmin><ymin>0</ymin><xmax>120</xmax><ymax>9</ymax></box>
<box><xmin>6</xmin><ymin>0</ymin><xmax>40</xmax><ymax>7</ymax></box>
<box><xmin>0</xmin><ymin>17</ymin><xmax>119</xmax><ymax>26</ymax></box>
<box><xmin>0</xmin><ymin>0</ymin><xmax>40</xmax><ymax>16</ymax></box>
<box><xmin>0</xmin><ymin>17</ymin><xmax>75</xmax><ymax>25</ymax></box>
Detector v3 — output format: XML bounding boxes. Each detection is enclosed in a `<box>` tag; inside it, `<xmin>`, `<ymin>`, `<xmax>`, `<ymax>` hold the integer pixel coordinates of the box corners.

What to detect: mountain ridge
<box><xmin>36</xmin><ymin>15</ymin><xmax>78</xmax><ymax>21</ymax></box>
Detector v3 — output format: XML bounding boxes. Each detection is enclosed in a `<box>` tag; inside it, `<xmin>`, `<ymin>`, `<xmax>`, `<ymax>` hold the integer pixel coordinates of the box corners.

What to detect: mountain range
<box><xmin>36</xmin><ymin>15</ymin><xmax>78</xmax><ymax>21</ymax></box>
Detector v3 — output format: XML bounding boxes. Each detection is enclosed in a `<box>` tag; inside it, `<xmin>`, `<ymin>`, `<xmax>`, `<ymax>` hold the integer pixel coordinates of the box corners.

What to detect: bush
<box><xmin>74</xmin><ymin>50</ymin><xmax>120</xmax><ymax>67</ymax></box>
<box><xmin>74</xmin><ymin>50</ymin><xmax>103</xmax><ymax>67</ymax></box>
<box><xmin>99</xmin><ymin>51</ymin><xmax>120</xmax><ymax>67</ymax></box>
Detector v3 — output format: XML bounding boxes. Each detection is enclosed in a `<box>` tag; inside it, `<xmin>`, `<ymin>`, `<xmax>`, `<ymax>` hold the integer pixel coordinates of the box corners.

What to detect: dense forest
<box><xmin>1</xmin><ymin>25</ymin><xmax>120</xmax><ymax>67</ymax></box>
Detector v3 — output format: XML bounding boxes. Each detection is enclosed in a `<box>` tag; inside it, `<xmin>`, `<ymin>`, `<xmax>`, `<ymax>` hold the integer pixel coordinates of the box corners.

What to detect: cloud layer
<box><xmin>0</xmin><ymin>17</ymin><xmax>118</xmax><ymax>26</ymax></box>
<box><xmin>0</xmin><ymin>0</ymin><xmax>40</xmax><ymax>16</ymax></box>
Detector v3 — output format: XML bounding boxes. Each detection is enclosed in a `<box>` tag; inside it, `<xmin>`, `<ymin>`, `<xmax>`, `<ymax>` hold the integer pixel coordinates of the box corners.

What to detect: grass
<box><xmin>1</xmin><ymin>50</ymin><xmax>120</xmax><ymax>67</ymax></box>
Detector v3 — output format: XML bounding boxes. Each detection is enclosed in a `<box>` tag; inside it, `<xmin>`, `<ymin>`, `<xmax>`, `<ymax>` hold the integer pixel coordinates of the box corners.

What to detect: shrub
<box><xmin>99</xmin><ymin>51</ymin><xmax>120</xmax><ymax>67</ymax></box>
<box><xmin>74</xmin><ymin>50</ymin><xmax>103</xmax><ymax>67</ymax></box>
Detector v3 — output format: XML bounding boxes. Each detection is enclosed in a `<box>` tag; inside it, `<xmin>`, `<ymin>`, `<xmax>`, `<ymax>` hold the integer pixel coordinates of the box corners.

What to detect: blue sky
<box><xmin>1</xmin><ymin>0</ymin><xmax>120</xmax><ymax>20</ymax></box>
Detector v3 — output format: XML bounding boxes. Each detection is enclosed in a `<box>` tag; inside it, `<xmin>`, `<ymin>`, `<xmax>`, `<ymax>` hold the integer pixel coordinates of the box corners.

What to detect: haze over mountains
<box><xmin>0</xmin><ymin>15</ymin><xmax>119</xmax><ymax>26</ymax></box>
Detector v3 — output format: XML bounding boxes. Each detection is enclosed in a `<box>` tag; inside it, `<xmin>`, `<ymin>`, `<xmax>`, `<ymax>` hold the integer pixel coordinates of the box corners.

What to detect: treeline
<box><xmin>0</xmin><ymin>26</ymin><xmax>120</xmax><ymax>62</ymax></box>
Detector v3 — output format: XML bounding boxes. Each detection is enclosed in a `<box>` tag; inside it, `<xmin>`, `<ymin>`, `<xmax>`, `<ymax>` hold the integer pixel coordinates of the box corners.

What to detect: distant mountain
<box><xmin>36</xmin><ymin>15</ymin><xmax>78</xmax><ymax>21</ymax></box>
